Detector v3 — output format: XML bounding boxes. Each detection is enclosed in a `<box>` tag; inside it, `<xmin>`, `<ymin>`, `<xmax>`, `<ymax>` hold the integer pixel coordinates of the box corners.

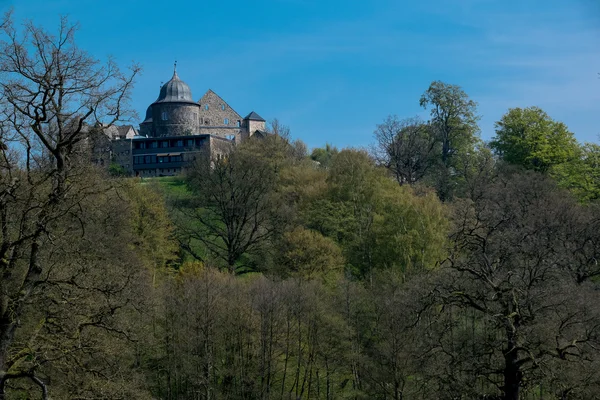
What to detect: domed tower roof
<box><xmin>152</xmin><ymin>69</ymin><xmax>196</xmax><ymax>105</ymax></box>
<box><xmin>142</xmin><ymin>105</ymin><xmax>153</xmax><ymax>123</ymax></box>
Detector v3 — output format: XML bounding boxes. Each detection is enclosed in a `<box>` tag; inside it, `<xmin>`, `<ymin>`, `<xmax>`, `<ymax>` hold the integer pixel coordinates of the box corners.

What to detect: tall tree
<box><xmin>490</xmin><ymin>106</ymin><xmax>579</xmax><ymax>172</ymax></box>
<box><xmin>181</xmin><ymin>139</ymin><xmax>283</xmax><ymax>273</ymax></box>
<box><xmin>420</xmin><ymin>81</ymin><xmax>480</xmax><ymax>200</ymax></box>
<box><xmin>551</xmin><ymin>142</ymin><xmax>600</xmax><ymax>203</ymax></box>
<box><xmin>427</xmin><ymin>172</ymin><xmax>600</xmax><ymax>399</ymax></box>
<box><xmin>0</xmin><ymin>15</ymin><xmax>141</xmax><ymax>398</ymax></box>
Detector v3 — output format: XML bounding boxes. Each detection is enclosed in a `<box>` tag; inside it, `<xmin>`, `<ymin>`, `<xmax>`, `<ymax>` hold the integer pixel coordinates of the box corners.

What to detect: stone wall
<box><xmin>248</xmin><ymin>120</ymin><xmax>266</xmax><ymax>136</ymax></box>
<box><xmin>139</xmin><ymin>120</ymin><xmax>154</xmax><ymax>137</ymax></box>
<box><xmin>112</xmin><ymin>139</ymin><xmax>133</xmax><ymax>174</ymax></box>
<box><xmin>152</xmin><ymin>102</ymin><xmax>200</xmax><ymax>137</ymax></box>
<box><xmin>198</xmin><ymin>90</ymin><xmax>243</xmax><ymax>132</ymax></box>
<box><xmin>198</xmin><ymin>126</ymin><xmax>243</xmax><ymax>141</ymax></box>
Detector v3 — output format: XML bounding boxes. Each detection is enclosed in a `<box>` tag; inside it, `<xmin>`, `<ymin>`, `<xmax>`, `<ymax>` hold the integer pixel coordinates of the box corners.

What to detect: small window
<box><xmin>205</xmin><ymin>104</ymin><xmax>209</xmax><ymax>111</ymax></box>
<box><xmin>151</xmin><ymin>142</ymin><xmax>158</xmax><ymax>148</ymax></box>
<box><xmin>161</xmin><ymin>112</ymin><xmax>168</xmax><ymax>121</ymax></box>
<box><xmin>176</xmin><ymin>140</ymin><xmax>183</xmax><ymax>147</ymax></box>
<box><xmin>221</xmin><ymin>104</ymin><xmax>225</xmax><ymax>111</ymax></box>
<box><xmin>224</xmin><ymin>118</ymin><xmax>229</xmax><ymax>124</ymax></box>
<box><xmin>237</xmin><ymin>120</ymin><xmax>241</xmax><ymax>127</ymax></box>
<box><xmin>205</xmin><ymin>119</ymin><xmax>209</xmax><ymax>125</ymax></box>
<box><xmin>187</xmin><ymin>139</ymin><xmax>194</xmax><ymax>147</ymax></box>
<box><xmin>162</xmin><ymin>141</ymin><xmax>169</xmax><ymax>148</ymax></box>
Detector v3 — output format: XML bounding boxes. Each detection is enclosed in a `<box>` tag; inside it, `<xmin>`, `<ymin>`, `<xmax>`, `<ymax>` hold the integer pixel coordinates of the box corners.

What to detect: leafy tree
<box><xmin>310</xmin><ymin>143</ymin><xmax>339</xmax><ymax>168</ymax></box>
<box><xmin>306</xmin><ymin>149</ymin><xmax>448</xmax><ymax>281</ymax></box>
<box><xmin>490</xmin><ymin>106</ymin><xmax>579</xmax><ymax>172</ymax></box>
<box><xmin>420</xmin><ymin>81</ymin><xmax>480</xmax><ymax>200</ymax></box>
<box><xmin>278</xmin><ymin>227</ymin><xmax>344</xmax><ymax>282</ymax></box>
<box><xmin>551</xmin><ymin>142</ymin><xmax>600</xmax><ymax>202</ymax></box>
<box><xmin>372</xmin><ymin>115</ymin><xmax>438</xmax><ymax>185</ymax></box>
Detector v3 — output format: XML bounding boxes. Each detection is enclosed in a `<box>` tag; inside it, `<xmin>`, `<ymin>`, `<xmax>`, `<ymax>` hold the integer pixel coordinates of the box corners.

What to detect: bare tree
<box><xmin>0</xmin><ymin>15</ymin><xmax>140</xmax><ymax>398</ymax></box>
<box><xmin>181</xmin><ymin>143</ymin><xmax>282</xmax><ymax>273</ymax></box>
<box><xmin>425</xmin><ymin>172</ymin><xmax>600</xmax><ymax>399</ymax></box>
<box><xmin>372</xmin><ymin>115</ymin><xmax>437</xmax><ymax>185</ymax></box>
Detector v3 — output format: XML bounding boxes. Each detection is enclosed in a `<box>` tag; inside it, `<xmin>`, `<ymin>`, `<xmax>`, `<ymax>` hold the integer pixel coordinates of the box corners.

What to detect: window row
<box><xmin>135</xmin><ymin>139</ymin><xmax>203</xmax><ymax>149</ymax></box>
<box><xmin>200</xmin><ymin>104</ymin><xmax>227</xmax><ymax>111</ymax></box>
<box><xmin>134</xmin><ymin>155</ymin><xmax>184</xmax><ymax>165</ymax></box>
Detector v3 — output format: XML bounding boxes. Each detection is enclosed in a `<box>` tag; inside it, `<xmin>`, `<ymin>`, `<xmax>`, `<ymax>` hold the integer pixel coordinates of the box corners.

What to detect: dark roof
<box><xmin>142</xmin><ymin>106</ymin><xmax>153</xmax><ymax>123</ymax></box>
<box><xmin>117</xmin><ymin>125</ymin><xmax>134</xmax><ymax>136</ymax></box>
<box><xmin>152</xmin><ymin>71</ymin><xmax>197</xmax><ymax>105</ymax></box>
<box><xmin>244</xmin><ymin>111</ymin><xmax>265</xmax><ymax>122</ymax></box>
<box><xmin>253</xmin><ymin>130</ymin><xmax>270</xmax><ymax>138</ymax></box>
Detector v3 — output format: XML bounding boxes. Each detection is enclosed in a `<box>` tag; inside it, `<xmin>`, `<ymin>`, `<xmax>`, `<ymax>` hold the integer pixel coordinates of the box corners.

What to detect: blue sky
<box><xmin>3</xmin><ymin>0</ymin><xmax>599</xmax><ymax>149</ymax></box>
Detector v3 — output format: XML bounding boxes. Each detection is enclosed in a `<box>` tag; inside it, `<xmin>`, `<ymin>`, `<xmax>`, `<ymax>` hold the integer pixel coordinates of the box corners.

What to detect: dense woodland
<box><xmin>0</xmin><ymin>15</ymin><xmax>600</xmax><ymax>400</ymax></box>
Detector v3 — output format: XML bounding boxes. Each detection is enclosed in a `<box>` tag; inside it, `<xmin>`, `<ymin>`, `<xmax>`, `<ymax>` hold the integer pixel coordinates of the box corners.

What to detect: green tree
<box><xmin>490</xmin><ymin>106</ymin><xmax>579</xmax><ymax>172</ymax></box>
<box><xmin>278</xmin><ymin>227</ymin><xmax>344</xmax><ymax>282</ymax></box>
<box><xmin>310</xmin><ymin>143</ymin><xmax>339</xmax><ymax>168</ymax></box>
<box><xmin>305</xmin><ymin>149</ymin><xmax>448</xmax><ymax>281</ymax></box>
<box><xmin>419</xmin><ymin>81</ymin><xmax>480</xmax><ymax>200</ymax></box>
<box><xmin>551</xmin><ymin>142</ymin><xmax>600</xmax><ymax>202</ymax></box>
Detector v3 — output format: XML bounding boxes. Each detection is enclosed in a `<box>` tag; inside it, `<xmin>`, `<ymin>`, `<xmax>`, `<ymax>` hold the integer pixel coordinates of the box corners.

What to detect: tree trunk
<box><xmin>503</xmin><ymin>325</ymin><xmax>521</xmax><ymax>400</ymax></box>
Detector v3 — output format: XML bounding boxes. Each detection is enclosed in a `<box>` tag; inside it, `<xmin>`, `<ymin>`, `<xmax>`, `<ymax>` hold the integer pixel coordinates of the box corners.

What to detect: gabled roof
<box><xmin>117</xmin><ymin>125</ymin><xmax>134</xmax><ymax>136</ymax></box>
<box><xmin>244</xmin><ymin>111</ymin><xmax>265</xmax><ymax>122</ymax></box>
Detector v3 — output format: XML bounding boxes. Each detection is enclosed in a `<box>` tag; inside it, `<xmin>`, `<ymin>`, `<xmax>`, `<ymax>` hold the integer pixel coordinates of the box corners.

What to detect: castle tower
<box><xmin>241</xmin><ymin>111</ymin><xmax>266</xmax><ymax>141</ymax></box>
<box><xmin>150</xmin><ymin>67</ymin><xmax>200</xmax><ymax>137</ymax></box>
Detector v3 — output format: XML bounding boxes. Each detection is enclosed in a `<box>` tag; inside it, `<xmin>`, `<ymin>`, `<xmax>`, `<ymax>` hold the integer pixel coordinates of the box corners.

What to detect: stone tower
<box><xmin>241</xmin><ymin>111</ymin><xmax>266</xmax><ymax>141</ymax></box>
<box><xmin>146</xmin><ymin>68</ymin><xmax>201</xmax><ymax>138</ymax></box>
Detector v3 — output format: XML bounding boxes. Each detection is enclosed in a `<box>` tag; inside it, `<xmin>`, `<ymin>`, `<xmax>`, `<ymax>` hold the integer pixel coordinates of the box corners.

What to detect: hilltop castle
<box><xmin>110</xmin><ymin>67</ymin><xmax>267</xmax><ymax>177</ymax></box>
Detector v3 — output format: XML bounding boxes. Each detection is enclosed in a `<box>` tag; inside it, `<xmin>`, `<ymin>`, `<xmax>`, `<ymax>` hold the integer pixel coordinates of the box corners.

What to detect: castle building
<box><xmin>112</xmin><ymin>68</ymin><xmax>267</xmax><ymax>177</ymax></box>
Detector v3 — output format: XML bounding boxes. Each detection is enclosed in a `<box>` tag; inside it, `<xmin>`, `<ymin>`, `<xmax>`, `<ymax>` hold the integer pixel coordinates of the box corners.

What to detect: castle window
<box><xmin>221</xmin><ymin>104</ymin><xmax>225</xmax><ymax>111</ymax></box>
<box><xmin>224</xmin><ymin>118</ymin><xmax>229</xmax><ymax>125</ymax></box>
<box><xmin>205</xmin><ymin>119</ymin><xmax>209</xmax><ymax>125</ymax></box>
<box><xmin>237</xmin><ymin>120</ymin><xmax>241</xmax><ymax>127</ymax></box>
<box><xmin>205</xmin><ymin>104</ymin><xmax>209</xmax><ymax>111</ymax></box>
<box><xmin>161</xmin><ymin>112</ymin><xmax>168</xmax><ymax>121</ymax></box>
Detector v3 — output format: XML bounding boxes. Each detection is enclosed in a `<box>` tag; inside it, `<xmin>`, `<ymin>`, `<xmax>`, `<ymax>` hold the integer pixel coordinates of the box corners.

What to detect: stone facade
<box><xmin>198</xmin><ymin>90</ymin><xmax>243</xmax><ymax>136</ymax></box>
<box><xmin>152</xmin><ymin>102</ymin><xmax>201</xmax><ymax>137</ymax></box>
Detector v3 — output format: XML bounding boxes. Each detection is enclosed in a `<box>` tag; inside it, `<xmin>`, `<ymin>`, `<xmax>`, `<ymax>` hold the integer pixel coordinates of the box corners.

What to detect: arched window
<box><xmin>161</xmin><ymin>111</ymin><xmax>168</xmax><ymax>121</ymax></box>
<box><xmin>221</xmin><ymin>104</ymin><xmax>226</xmax><ymax>111</ymax></box>
<box><xmin>224</xmin><ymin>118</ymin><xmax>229</xmax><ymax>124</ymax></box>
<box><xmin>205</xmin><ymin>104</ymin><xmax>209</xmax><ymax>111</ymax></box>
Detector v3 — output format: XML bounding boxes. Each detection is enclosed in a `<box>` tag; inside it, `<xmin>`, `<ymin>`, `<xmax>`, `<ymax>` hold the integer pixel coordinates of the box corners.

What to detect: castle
<box><xmin>110</xmin><ymin>67</ymin><xmax>267</xmax><ymax>177</ymax></box>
